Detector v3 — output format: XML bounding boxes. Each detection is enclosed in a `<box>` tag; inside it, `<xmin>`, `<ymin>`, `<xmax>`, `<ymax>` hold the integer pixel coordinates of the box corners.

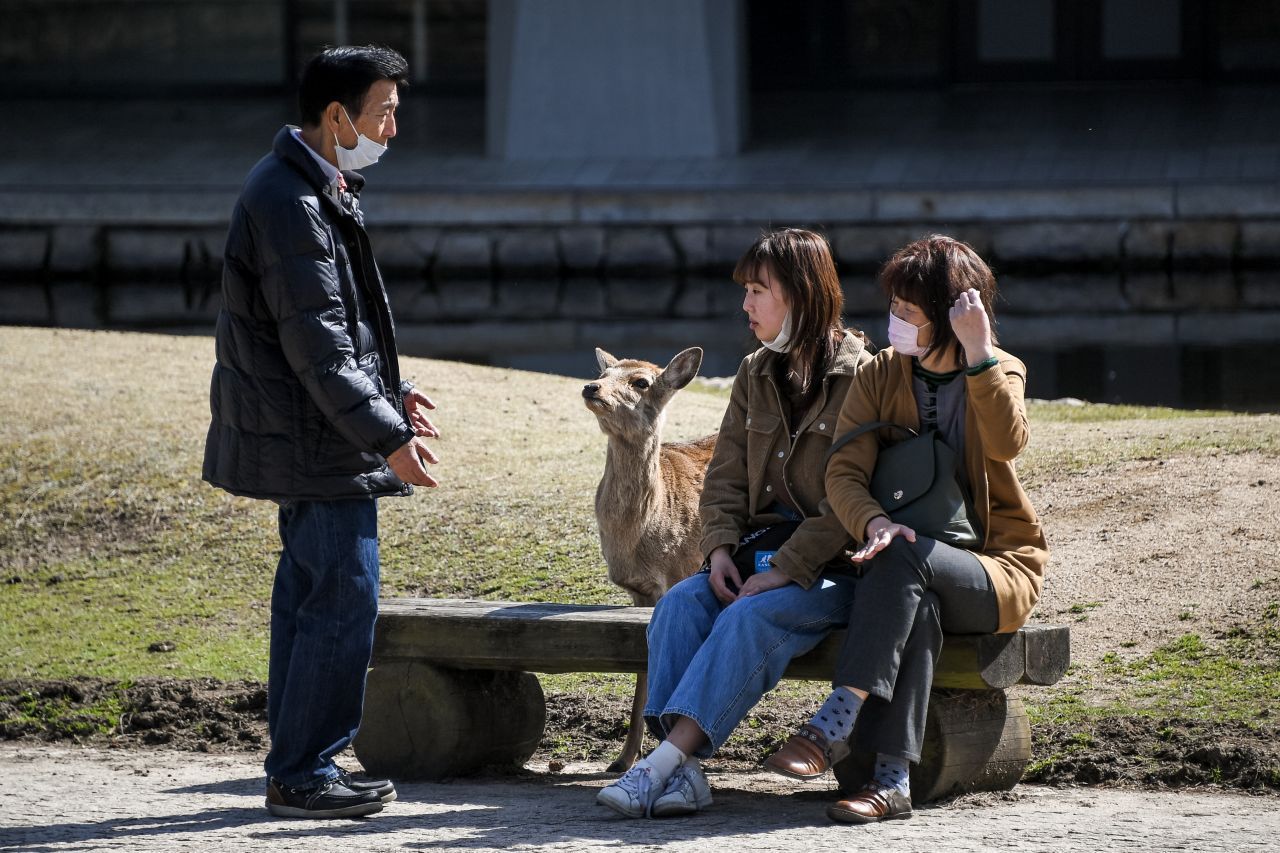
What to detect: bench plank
<box><xmin>373</xmin><ymin>599</ymin><xmax>1069</xmax><ymax>690</ymax></box>
<box><xmin>1021</xmin><ymin>623</ymin><xmax>1072</xmax><ymax>685</ymax></box>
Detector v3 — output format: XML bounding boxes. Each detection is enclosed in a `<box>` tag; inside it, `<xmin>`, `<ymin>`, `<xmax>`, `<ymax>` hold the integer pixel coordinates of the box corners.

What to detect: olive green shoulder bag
<box><xmin>824</xmin><ymin>421</ymin><xmax>980</xmax><ymax>549</ymax></box>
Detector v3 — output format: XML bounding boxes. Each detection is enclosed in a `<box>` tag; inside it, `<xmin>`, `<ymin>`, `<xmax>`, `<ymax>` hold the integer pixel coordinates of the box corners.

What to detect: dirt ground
<box><xmin>3</xmin><ymin>429</ymin><xmax>1280</xmax><ymax>796</ymax></box>
<box><xmin>1027</xmin><ymin>449</ymin><xmax>1280</xmax><ymax>672</ymax></box>
<box><xmin>3</xmin><ymin>675</ymin><xmax>1278</xmax><ymax>796</ymax></box>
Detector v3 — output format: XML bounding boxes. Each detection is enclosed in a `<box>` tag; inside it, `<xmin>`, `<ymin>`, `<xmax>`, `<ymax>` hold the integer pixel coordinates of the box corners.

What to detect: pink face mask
<box><xmin>887</xmin><ymin>311</ymin><xmax>930</xmax><ymax>356</ymax></box>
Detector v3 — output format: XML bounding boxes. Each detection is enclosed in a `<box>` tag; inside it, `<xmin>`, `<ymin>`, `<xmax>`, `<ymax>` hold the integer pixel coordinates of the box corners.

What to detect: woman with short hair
<box><xmin>763</xmin><ymin>235</ymin><xmax>1049</xmax><ymax>825</ymax></box>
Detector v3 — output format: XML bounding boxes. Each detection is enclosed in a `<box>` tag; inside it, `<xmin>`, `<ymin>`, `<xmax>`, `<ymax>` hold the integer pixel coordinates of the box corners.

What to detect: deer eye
<box><xmin>631</xmin><ymin>378</ymin><xmax>651</xmax><ymax>390</ymax></box>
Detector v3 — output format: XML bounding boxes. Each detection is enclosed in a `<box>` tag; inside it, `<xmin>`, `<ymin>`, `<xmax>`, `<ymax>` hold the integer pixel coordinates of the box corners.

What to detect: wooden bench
<box><xmin>353</xmin><ymin>598</ymin><xmax>1070</xmax><ymax>802</ymax></box>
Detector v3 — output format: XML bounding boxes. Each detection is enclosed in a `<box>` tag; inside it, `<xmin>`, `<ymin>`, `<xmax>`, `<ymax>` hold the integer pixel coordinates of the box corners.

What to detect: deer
<box><xmin>582</xmin><ymin>346</ymin><xmax>718</xmax><ymax>772</ymax></box>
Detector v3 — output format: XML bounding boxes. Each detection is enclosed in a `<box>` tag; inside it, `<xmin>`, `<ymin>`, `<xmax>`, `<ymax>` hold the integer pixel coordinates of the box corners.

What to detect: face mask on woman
<box><xmin>887</xmin><ymin>311</ymin><xmax>929</xmax><ymax>357</ymax></box>
<box><xmin>762</xmin><ymin>311</ymin><xmax>794</xmax><ymax>353</ymax></box>
<box><xmin>335</xmin><ymin>106</ymin><xmax>388</xmax><ymax>171</ymax></box>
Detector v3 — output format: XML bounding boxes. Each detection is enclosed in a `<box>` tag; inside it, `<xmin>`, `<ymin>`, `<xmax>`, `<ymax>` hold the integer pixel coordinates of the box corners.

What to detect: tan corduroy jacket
<box><xmin>699</xmin><ymin>331</ymin><xmax>872</xmax><ymax>589</ymax></box>
<box><xmin>824</xmin><ymin>347</ymin><xmax>1050</xmax><ymax>634</ymax></box>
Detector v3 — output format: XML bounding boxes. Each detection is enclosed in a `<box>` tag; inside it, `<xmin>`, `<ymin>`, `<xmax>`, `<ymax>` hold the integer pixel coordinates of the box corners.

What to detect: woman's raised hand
<box><xmin>948</xmin><ymin>287</ymin><xmax>995</xmax><ymax>367</ymax></box>
<box><xmin>849</xmin><ymin>515</ymin><xmax>916</xmax><ymax>563</ymax></box>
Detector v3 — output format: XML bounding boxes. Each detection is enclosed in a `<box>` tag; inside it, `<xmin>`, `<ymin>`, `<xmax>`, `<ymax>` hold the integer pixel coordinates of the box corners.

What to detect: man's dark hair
<box><xmin>298</xmin><ymin>45</ymin><xmax>409</xmax><ymax>127</ymax></box>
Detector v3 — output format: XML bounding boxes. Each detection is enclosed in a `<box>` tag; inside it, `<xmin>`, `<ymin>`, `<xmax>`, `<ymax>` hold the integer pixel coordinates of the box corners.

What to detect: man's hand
<box><xmin>404</xmin><ymin>388</ymin><xmax>439</xmax><ymax>438</ymax></box>
<box><xmin>387</xmin><ymin>435</ymin><xmax>439</xmax><ymax>487</ymax></box>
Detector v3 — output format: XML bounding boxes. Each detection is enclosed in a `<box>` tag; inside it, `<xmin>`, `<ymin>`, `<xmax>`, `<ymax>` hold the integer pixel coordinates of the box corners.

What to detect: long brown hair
<box><xmin>879</xmin><ymin>235</ymin><xmax>999</xmax><ymax>364</ymax></box>
<box><xmin>733</xmin><ymin>228</ymin><xmax>846</xmax><ymax>411</ymax></box>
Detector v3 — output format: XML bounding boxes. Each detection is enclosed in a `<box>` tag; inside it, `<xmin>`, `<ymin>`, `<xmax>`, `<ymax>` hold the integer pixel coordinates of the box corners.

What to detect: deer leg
<box><xmin>608</xmin><ymin>671</ymin><xmax>648</xmax><ymax>773</ymax></box>
<box><xmin>609</xmin><ymin>588</ymin><xmax>663</xmax><ymax>772</ymax></box>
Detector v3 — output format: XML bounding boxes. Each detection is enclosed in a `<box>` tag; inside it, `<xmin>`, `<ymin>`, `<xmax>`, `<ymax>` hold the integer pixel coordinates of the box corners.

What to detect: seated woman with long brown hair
<box><xmin>595</xmin><ymin>228</ymin><xmax>871</xmax><ymax>818</ymax></box>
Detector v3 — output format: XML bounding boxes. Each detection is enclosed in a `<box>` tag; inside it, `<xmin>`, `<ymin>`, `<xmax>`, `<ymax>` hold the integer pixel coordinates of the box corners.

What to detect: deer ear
<box><xmin>595</xmin><ymin>348</ymin><xmax>619</xmax><ymax>371</ymax></box>
<box><xmin>660</xmin><ymin>347</ymin><xmax>703</xmax><ymax>391</ymax></box>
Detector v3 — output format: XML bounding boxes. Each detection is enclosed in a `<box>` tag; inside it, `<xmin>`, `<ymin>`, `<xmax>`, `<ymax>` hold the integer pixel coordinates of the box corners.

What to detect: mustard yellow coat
<box><xmin>825</xmin><ymin>347</ymin><xmax>1049</xmax><ymax>633</ymax></box>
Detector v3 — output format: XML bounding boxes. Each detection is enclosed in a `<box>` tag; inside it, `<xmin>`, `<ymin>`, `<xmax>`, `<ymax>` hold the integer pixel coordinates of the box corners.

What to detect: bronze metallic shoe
<box><xmin>827</xmin><ymin>782</ymin><xmax>913</xmax><ymax>824</ymax></box>
<box><xmin>762</xmin><ymin>723</ymin><xmax>850</xmax><ymax>779</ymax></box>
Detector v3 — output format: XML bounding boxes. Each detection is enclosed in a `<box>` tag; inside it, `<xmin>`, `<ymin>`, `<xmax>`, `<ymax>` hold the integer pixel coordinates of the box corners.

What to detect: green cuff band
<box><xmin>966</xmin><ymin>356</ymin><xmax>999</xmax><ymax>376</ymax></box>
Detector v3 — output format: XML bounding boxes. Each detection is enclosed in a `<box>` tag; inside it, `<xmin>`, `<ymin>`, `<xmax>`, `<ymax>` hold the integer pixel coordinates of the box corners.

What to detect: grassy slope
<box><xmin>0</xmin><ymin>328</ymin><xmax>727</xmax><ymax>682</ymax></box>
<box><xmin>2</xmin><ymin>327</ymin><xmax>1278</xmax><ymax>731</ymax></box>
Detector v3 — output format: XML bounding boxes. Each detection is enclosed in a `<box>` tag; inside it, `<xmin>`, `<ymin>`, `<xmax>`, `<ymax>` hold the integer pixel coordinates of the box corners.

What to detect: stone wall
<box><xmin>2</xmin><ymin>218</ymin><xmax>1279</xmax><ymax>405</ymax></box>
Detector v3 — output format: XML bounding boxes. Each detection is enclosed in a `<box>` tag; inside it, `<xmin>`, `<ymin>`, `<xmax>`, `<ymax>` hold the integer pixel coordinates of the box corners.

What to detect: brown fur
<box><xmin>583</xmin><ymin>346</ymin><xmax>717</xmax><ymax>771</ymax></box>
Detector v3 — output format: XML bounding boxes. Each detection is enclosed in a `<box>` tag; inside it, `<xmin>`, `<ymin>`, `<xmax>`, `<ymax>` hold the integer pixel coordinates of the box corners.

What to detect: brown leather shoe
<box><xmin>827</xmin><ymin>783</ymin><xmax>913</xmax><ymax>824</ymax></box>
<box><xmin>762</xmin><ymin>724</ymin><xmax>850</xmax><ymax>780</ymax></box>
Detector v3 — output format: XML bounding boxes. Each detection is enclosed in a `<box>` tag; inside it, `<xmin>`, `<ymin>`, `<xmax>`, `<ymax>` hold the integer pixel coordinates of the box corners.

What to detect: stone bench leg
<box><xmin>834</xmin><ymin>688</ymin><xmax>1031</xmax><ymax>802</ymax></box>
<box><xmin>354</xmin><ymin>661</ymin><xmax>546</xmax><ymax>780</ymax></box>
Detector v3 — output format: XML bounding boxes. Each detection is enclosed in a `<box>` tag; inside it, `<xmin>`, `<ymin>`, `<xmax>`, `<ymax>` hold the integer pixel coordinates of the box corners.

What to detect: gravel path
<box><xmin>2</xmin><ymin>746</ymin><xmax>1277</xmax><ymax>853</ymax></box>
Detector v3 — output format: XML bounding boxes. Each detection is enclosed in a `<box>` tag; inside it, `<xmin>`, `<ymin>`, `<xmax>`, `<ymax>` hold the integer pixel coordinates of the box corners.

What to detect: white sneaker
<box><xmin>596</xmin><ymin>763</ymin><xmax>660</xmax><ymax>818</ymax></box>
<box><xmin>651</xmin><ymin>761</ymin><xmax>713</xmax><ymax>817</ymax></box>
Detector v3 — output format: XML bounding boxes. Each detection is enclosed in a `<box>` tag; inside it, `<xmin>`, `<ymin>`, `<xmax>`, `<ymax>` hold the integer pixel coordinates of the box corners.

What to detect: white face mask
<box><xmin>887</xmin><ymin>311</ymin><xmax>930</xmax><ymax>357</ymax></box>
<box><xmin>762</xmin><ymin>311</ymin><xmax>794</xmax><ymax>353</ymax></box>
<box><xmin>334</xmin><ymin>106</ymin><xmax>387</xmax><ymax>171</ymax></box>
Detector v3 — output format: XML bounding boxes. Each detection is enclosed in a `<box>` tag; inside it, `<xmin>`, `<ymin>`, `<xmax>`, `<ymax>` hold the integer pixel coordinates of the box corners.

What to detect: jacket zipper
<box><xmin>766</xmin><ymin>370</ymin><xmax>803</xmax><ymax>514</ymax></box>
<box><xmin>348</xmin><ymin>221</ymin><xmax>404</xmax><ymax>417</ymax></box>
<box><xmin>767</xmin><ymin>366</ymin><xmax>834</xmax><ymax>516</ymax></box>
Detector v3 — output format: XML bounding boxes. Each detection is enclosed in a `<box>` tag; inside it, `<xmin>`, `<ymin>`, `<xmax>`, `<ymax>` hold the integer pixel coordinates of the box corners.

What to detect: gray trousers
<box><xmin>834</xmin><ymin>536</ymin><xmax>998</xmax><ymax>763</ymax></box>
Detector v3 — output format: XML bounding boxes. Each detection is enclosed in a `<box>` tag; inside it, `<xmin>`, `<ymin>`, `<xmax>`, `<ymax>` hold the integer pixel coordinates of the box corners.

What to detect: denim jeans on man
<box><xmin>643</xmin><ymin>570</ymin><xmax>857</xmax><ymax>757</ymax></box>
<box><xmin>265</xmin><ymin>498</ymin><xmax>380</xmax><ymax>788</ymax></box>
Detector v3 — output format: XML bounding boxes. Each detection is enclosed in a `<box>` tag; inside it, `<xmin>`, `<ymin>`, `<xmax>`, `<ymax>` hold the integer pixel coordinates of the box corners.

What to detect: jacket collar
<box><xmin>828</xmin><ymin>330</ymin><xmax>869</xmax><ymax>376</ymax></box>
<box><xmin>272</xmin><ymin>125</ymin><xmax>367</xmax><ymax>198</ymax></box>
<box><xmin>749</xmin><ymin>329</ymin><xmax>868</xmax><ymax>380</ymax></box>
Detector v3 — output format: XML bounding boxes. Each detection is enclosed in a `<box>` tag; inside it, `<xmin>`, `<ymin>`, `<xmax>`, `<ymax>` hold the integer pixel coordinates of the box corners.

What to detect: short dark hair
<box><xmin>298</xmin><ymin>45</ymin><xmax>410</xmax><ymax>127</ymax></box>
<box><xmin>878</xmin><ymin>235</ymin><xmax>1000</xmax><ymax>362</ymax></box>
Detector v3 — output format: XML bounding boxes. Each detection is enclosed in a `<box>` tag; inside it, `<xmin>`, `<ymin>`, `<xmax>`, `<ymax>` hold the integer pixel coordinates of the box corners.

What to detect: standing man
<box><xmin>203</xmin><ymin>45</ymin><xmax>439</xmax><ymax>819</ymax></box>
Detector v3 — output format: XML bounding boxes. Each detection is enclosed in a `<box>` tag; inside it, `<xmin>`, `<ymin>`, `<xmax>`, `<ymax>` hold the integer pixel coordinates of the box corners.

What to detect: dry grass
<box><xmin>2</xmin><ymin>326</ymin><xmax>1279</xmax><ymax>689</ymax></box>
<box><xmin>0</xmin><ymin>328</ymin><xmax>724</xmax><ymax>680</ymax></box>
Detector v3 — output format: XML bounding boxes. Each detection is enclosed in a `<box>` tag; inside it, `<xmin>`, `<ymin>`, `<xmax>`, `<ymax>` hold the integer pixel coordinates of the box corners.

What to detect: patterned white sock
<box><xmin>642</xmin><ymin>740</ymin><xmax>687</xmax><ymax>786</ymax></box>
<box><xmin>807</xmin><ymin>686</ymin><xmax>864</xmax><ymax>744</ymax></box>
<box><xmin>874</xmin><ymin>752</ymin><xmax>911</xmax><ymax>796</ymax></box>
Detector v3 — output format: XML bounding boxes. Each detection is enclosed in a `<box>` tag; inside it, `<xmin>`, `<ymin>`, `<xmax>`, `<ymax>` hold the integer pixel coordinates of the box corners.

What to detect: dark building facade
<box><xmin>6</xmin><ymin>1</ymin><xmax>1279</xmax><ymax>156</ymax></box>
<box><xmin>4</xmin><ymin>1</ymin><xmax>1280</xmax><ymax>407</ymax></box>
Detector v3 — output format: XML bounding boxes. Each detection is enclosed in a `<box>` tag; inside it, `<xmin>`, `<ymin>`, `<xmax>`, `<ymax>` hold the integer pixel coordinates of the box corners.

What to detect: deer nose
<box><xmin>582</xmin><ymin>384</ymin><xmax>600</xmax><ymax>398</ymax></box>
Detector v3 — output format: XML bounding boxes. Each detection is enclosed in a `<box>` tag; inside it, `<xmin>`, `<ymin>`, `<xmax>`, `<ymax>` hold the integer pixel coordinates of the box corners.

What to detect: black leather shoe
<box><xmin>338</xmin><ymin>769</ymin><xmax>397</xmax><ymax>803</ymax></box>
<box><xmin>265</xmin><ymin>778</ymin><xmax>384</xmax><ymax>819</ymax></box>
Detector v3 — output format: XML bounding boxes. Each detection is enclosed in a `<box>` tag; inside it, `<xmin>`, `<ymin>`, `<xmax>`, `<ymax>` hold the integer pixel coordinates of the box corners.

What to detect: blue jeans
<box><xmin>643</xmin><ymin>571</ymin><xmax>856</xmax><ymax>758</ymax></box>
<box><xmin>265</xmin><ymin>498</ymin><xmax>380</xmax><ymax>788</ymax></box>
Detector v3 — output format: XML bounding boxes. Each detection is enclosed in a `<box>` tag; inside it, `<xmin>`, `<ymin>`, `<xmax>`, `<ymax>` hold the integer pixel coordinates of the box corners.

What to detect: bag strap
<box><xmin>824</xmin><ymin>421</ymin><xmax>919</xmax><ymax>469</ymax></box>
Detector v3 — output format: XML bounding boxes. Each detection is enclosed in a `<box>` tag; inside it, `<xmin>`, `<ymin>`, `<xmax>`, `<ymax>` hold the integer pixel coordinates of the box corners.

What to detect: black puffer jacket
<box><xmin>203</xmin><ymin>126</ymin><xmax>415</xmax><ymax>501</ymax></box>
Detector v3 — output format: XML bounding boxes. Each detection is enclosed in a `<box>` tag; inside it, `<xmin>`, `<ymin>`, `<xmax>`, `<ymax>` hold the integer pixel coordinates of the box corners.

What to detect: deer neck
<box><xmin>600</xmin><ymin>431</ymin><xmax>665</xmax><ymax>519</ymax></box>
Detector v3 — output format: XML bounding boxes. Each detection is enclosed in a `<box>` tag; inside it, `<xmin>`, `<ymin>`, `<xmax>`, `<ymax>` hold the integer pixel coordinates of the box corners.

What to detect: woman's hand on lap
<box><xmin>708</xmin><ymin>547</ymin><xmax>743</xmax><ymax>604</ymax></box>
<box><xmin>736</xmin><ymin>569</ymin><xmax>793</xmax><ymax>599</ymax></box>
<box><xmin>849</xmin><ymin>516</ymin><xmax>916</xmax><ymax>563</ymax></box>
